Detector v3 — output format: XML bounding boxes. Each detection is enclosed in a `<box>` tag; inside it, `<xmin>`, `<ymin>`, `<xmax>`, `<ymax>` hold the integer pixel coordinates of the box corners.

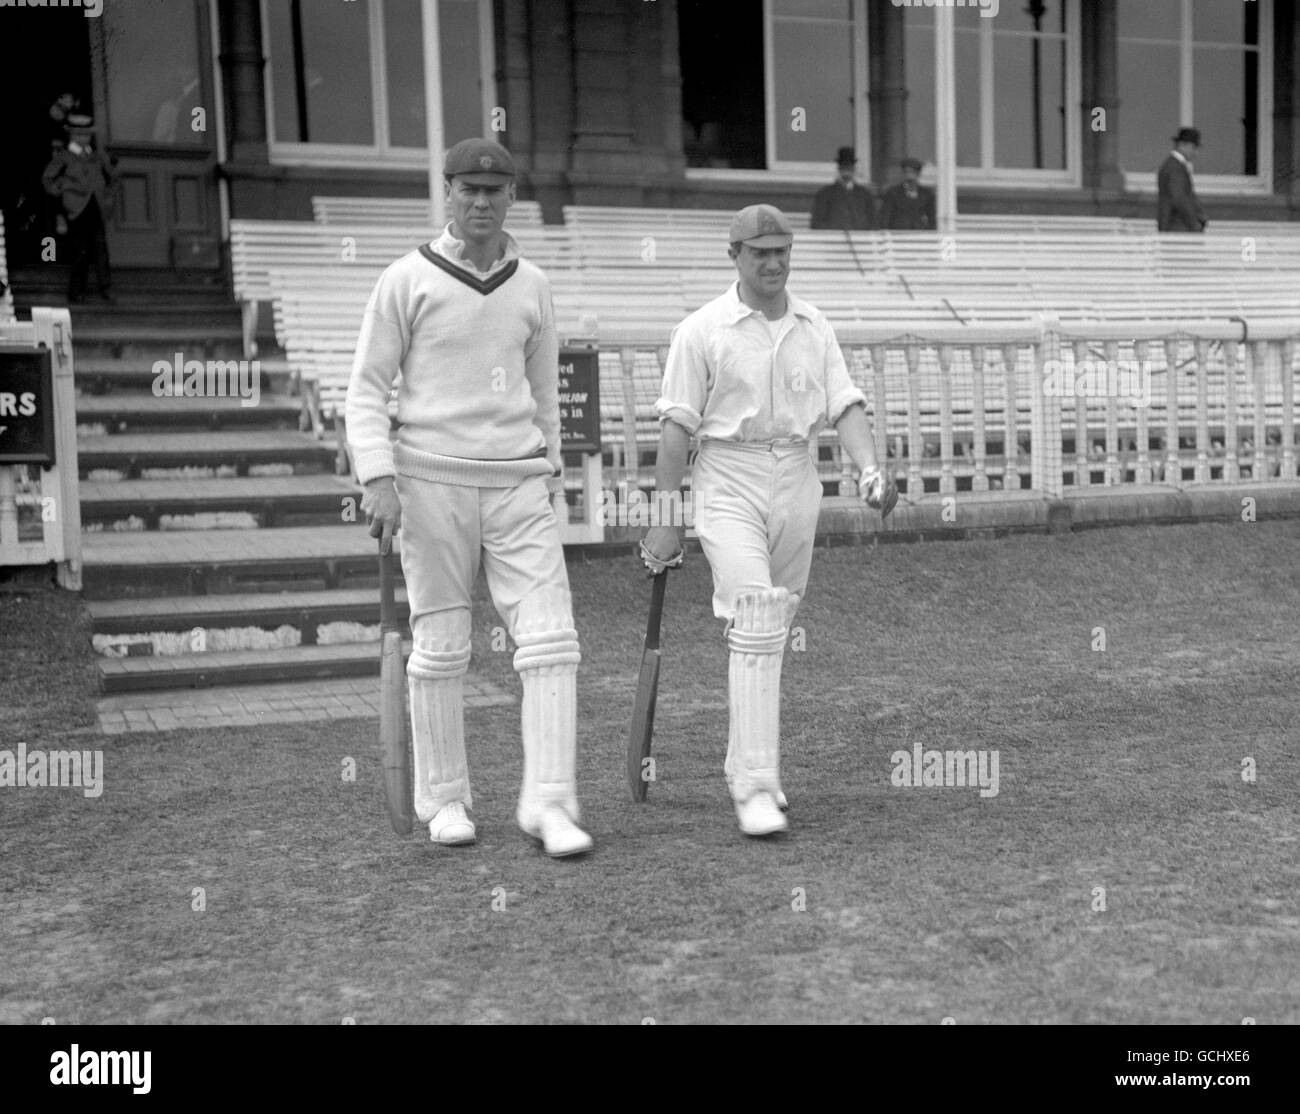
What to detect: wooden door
<box><xmin>91</xmin><ymin>0</ymin><xmax>221</xmax><ymax>271</ymax></box>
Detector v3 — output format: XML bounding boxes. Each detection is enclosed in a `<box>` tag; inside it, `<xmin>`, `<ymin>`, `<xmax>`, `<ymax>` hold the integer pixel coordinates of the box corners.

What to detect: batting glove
<box><xmin>859</xmin><ymin>466</ymin><xmax>899</xmax><ymax>519</ymax></box>
<box><xmin>639</xmin><ymin>539</ymin><xmax>684</xmax><ymax>577</ymax></box>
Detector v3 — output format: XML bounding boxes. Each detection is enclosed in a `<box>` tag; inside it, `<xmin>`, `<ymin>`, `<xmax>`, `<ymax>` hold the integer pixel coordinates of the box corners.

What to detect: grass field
<box><xmin>2</xmin><ymin>520</ymin><xmax>1298</xmax><ymax>1024</ymax></box>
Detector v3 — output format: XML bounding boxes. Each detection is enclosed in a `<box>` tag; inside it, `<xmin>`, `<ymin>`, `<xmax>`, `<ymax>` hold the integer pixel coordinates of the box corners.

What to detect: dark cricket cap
<box><xmin>443</xmin><ymin>138</ymin><xmax>516</xmax><ymax>182</ymax></box>
<box><xmin>900</xmin><ymin>155</ymin><xmax>924</xmax><ymax>171</ymax></box>
<box><xmin>729</xmin><ymin>204</ymin><xmax>794</xmax><ymax>248</ymax></box>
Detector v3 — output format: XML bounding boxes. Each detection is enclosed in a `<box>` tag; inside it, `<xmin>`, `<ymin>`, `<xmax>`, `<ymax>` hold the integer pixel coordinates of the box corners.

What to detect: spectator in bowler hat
<box><xmin>42</xmin><ymin>113</ymin><xmax>117</xmax><ymax>304</ymax></box>
<box><xmin>811</xmin><ymin>146</ymin><xmax>876</xmax><ymax>230</ymax></box>
<box><xmin>1157</xmin><ymin>127</ymin><xmax>1207</xmax><ymax>232</ymax></box>
<box><xmin>878</xmin><ymin>157</ymin><xmax>937</xmax><ymax>231</ymax></box>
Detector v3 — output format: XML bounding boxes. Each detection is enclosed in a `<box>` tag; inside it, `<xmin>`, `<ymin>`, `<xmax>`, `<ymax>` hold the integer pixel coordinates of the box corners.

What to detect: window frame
<box><xmin>910</xmin><ymin>1</ymin><xmax>1082</xmax><ymax>188</ymax></box>
<box><xmin>261</xmin><ymin>0</ymin><xmax>495</xmax><ymax>169</ymax></box>
<box><xmin>1119</xmin><ymin>0</ymin><xmax>1272</xmax><ymax>196</ymax></box>
<box><xmin>688</xmin><ymin>0</ymin><xmax>1083</xmax><ymax>189</ymax></box>
<box><xmin>760</xmin><ymin>0</ymin><xmax>871</xmax><ymax>180</ymax></box>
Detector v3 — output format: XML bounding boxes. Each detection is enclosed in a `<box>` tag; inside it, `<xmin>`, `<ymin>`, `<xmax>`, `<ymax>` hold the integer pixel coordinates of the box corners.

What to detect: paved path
<box><xmin>96</xmin><ymin>673</ymin><xmax>513</xmax><ymax>734</ymax></box>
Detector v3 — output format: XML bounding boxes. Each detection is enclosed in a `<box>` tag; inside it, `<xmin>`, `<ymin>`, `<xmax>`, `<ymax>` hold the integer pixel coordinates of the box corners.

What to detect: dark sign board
<box><xmin>558</xmin><ymin>346</ymin><xmax>601</xmax><ymax>455</ymax></box>
<box><xmin>0</xmin><ymin>346</ymin><xmax>55</xmax><ymax>466</ymax></box>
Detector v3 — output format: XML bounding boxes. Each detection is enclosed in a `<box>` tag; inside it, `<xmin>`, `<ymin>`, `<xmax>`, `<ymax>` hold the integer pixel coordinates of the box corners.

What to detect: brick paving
<box><xmin>96</xmin><ymin>673</ymin><xmax>513</xmax><ymax>734</ymax></box>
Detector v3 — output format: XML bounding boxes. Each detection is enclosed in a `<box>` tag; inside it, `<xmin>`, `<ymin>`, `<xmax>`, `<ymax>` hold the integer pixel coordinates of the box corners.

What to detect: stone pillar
<box><xmin>217</xmin><ymin>0</ymin><xmax>268</xmax><ymax>164</ymax></box>
<box><xmin>515</xmin><ymin>0</ymin><xmax>574</xmax><ymax>220</ymax></box>
<box><xmin>568</xmin><ymin>0</ymin><xmax>642</xmax><ymax>194</ymax></box>
<box><xmin>1081</xmin><ymin>0</ymin><xmax>1123</xmax><ymax>192</ymax></box>
<box><xmin>629</xmin><ymin>0</ymin><xmax>686</xmax><ymax>199</ymax></box>
<box><xmin>868</xmin><ymin>0</ymin><xmax>907</xmax><ymax>187</ymax></box>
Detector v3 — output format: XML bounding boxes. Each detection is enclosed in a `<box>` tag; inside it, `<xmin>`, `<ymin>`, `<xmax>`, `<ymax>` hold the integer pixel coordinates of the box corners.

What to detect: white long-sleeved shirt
<box><xmin>655</xmin><ymin>282</ymin><xmax>867</xmax><ymax>442</ymax></box>
<box><xmin>345</xmin><ymin>225</ymin><xmax>560</xmax><ymax>487</ymax></box>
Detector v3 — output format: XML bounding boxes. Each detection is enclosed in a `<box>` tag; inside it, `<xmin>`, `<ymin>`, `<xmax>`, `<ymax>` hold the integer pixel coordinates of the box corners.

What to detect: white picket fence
<box><xmin>0</xmin><ymin>308</ymin><xmax>83</xmax><ymax>589</ymax></box>
<box><xmin>591</xmin><ymin>318</ymin><xmax>1300</xmax><ymax>505</ymax></box>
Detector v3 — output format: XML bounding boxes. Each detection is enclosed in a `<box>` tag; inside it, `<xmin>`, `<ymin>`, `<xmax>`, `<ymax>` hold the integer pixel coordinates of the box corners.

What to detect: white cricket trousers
<box><xmin>691</xmin><ymin>440</ymin><xmax>824</xmax><ymax>621</ymax></box>
<box><xmin>395</xmin><ymin>472</ymin><xmax>571</xmax><ymax>627</ymax></box>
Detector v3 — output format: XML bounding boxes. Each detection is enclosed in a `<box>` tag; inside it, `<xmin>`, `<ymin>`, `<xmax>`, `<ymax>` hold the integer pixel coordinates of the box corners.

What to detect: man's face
<box><xmin>901</xmin><ymin>165</ymin><xmax>920</xmax><ymax>186</ymax></box>
<box><xmin>444</xmin><ymin>177</ymin><xmax>514</xmax><ymax>243</ymax></box>
<box><xmin>1177</xmin><ymin>141</ymin><xmax>1197</xmax><ymax>161</ymax></box>
<box><xmin>731</xmin><ymin>242</ymin><xmax>791</xmax><ymax>299</ymax></box>
<box><xmin>837</xmin><ymin>163</ymin><xmax>855</xmax><ymax>184</ymax></box>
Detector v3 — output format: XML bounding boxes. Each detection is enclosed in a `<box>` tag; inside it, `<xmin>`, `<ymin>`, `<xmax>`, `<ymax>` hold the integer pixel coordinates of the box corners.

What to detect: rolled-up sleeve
<box><xmin>655</xmin><ymin>320</ymin><xmax>709</xmax><ymax>435</ymax></box>
<box><xmin>822</xmin><ymin>319</ymin><xmax>867</xmax><ymax>425</ymax></box>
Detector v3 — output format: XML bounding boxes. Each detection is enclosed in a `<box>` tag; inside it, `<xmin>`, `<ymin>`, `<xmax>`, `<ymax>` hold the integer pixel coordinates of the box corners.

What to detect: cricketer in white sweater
<box><xmin>346</xmin><ymin>225</ymin><xmax>561</xmax><ymax>490</ymax></box>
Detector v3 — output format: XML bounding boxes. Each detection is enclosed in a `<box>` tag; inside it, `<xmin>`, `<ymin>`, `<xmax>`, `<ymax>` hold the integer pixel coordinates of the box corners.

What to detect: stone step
<box><xmin>96</xmin><ymin>641</ymin><xmax>412</xmax><ymax>694</ymax></box>
<box><xmin>80</xmin><ymin>475</ymin><xmax>360</xmax><ymax>528</ymax></box>
<box><xmin>78</xmin><ymin>430</ymin><xmax>339</xmax><ymax>478</ymax></box>
<box><xmin>87</xmin><ymin>585</ymin><xmax>406</xmax><ymax>638</ymax></box>
<box><xmin>77</xmin><ymin>392</ymin><xmax>303</xmax><ymax>432</ymax></box>
<box><xmin>82</xmin><ymin>525</ymin><xmax>395</xmax><ymax>599</ymax></box>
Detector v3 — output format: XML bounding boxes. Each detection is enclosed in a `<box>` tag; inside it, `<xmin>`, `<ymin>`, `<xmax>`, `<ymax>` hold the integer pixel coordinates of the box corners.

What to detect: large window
<box><xmin>1118</xmin><ymin>0</ymin><xmax>1268</xmax><ymax>190</ymax></box>
<box><xmin>904</xmin><ymin>1</ymin><xmax>1079</xmax><ymax>184</ymax></box>
<box><xmin>263</xmin><ymin>0</ymin><xmax>493</xmax><ymax>167</ymax></box>
<box><xmin>680</xmin><ymin>0</ymin><xmax>1078</xmax><ymax>185</ymax></box>
<box><xmin>764</xmin><ymin>0</ymin><xmax>868</xmax><ymax>173</ymax></box>
<box><xmin>104</xmin><ymin>0</ymin><xmax>207</xmax><ymax>146</ymax></box>
<box><xmin>679</xmin><ymin>0</ymin><xmax>867</xmax><ymax>178</ymax></box>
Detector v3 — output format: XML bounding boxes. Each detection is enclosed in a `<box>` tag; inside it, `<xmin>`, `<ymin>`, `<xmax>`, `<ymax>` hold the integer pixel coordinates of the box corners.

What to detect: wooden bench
<box><xmin>313</xmin><ymin>196</ymin><xmax>545</xmax><ymax>230</ymax></box>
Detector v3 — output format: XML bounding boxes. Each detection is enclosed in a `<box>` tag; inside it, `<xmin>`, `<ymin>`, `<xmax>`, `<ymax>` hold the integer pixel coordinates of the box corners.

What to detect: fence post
<box><xmin>1031</xmin><ymin>318</ymin><xmax>1063</xmax><ymax>499</ymax></box>
<box><xmin>1281</xmin><ymin>339</ymin><xmax>1297</xmax><ymax>482</ymax></box>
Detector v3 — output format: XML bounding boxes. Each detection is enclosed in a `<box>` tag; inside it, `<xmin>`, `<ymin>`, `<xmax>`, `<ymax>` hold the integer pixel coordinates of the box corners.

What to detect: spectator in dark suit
<box><xmin>1157</xmin><ymin>127</ymin><xmax>1206</xmax><ymax>232</ymax></box>
<box><xmin>42</xmin><ymin>113</ymin><xmax>116</xmax><ymax>304</ymax></box>
<box><xmin>878</xmin><ymin>157</ymin><xmax>937</xmax><ymax>231</ymax></box>
<box><xmin>811</xmin><ymin>146</ymin><xmax>876</xmax><ymax>230</ymax></box>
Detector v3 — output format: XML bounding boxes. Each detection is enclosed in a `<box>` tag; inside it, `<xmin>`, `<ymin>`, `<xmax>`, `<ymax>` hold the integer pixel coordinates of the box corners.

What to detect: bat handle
<box><xmin>644</xmin><ymin>571</ymin><xmax>667</xmax><ymax>651</ymax></box>
<box><xmin>379</xmin><ymin>542</ymin><xmax>398</xmax><ymax>634</ymax></box>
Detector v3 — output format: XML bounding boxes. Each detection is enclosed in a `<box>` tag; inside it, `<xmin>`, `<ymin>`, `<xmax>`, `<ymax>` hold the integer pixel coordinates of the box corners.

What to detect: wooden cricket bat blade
<box><xmin>626</xmin><ymin>572</ymin><xmax>668</xmax><ymax>802</ymax></box>
<box><xmin>379</xmin><ymin>629</ymin><xmax>414</xmax><ymax>836</ymax></box>
<box><xmin>626</xmin><ymin>647</ymin><xmax>661</xmax><ymax>802</ymax></box>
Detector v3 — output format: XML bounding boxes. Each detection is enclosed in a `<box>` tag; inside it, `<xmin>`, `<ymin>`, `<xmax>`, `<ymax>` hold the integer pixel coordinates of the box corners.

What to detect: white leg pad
<box><xmin>512</xmin><ymin>587</ymin><xmax>582</xmax><ymax>825</ymax></box>
<box><xmin>408</xmin><ymin>609</ymin><xmax>472</xmax><ymax>822</ymax></box>
<box><xmin>726</xmin><ymin>588</ymin><xmax>790</xmax><ymax>803</ymax></box>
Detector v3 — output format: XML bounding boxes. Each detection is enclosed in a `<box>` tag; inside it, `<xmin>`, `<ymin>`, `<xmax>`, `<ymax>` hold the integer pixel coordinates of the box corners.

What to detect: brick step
<box><xmin>79</xmin><ymin>431</ymin><xmax>338</xmax><ymax>478</ymax></box>
<box><xmin>88</xmin><ymin>586</ymin><xmax>406</xmax><ymax>638</ymax></box>
<box><xmin>75</xmin><ymin>356</ymin><xmax>293</xmax><ymax>395</ymax></box>
<box><xmin>77</xmin><ymin>392</ymin><xmax>303</xmax><ymax>432</ymax></box>
<box><xmin>82</xmin><ymin>525</ymin><xmax>395</xmax><ymax>599</ymax></box>
<box><xmin>97</xmin><ymin>641</ymin><xmax>412</xmax><ymax>694</ymax></box>
<box><xmin>80</xmin><ymin>475</ymin><xmax>360</xmax><ymax>528</ymax></box>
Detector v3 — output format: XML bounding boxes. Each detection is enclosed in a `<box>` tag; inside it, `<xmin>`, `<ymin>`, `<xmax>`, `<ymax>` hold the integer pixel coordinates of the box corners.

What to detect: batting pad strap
<box><xmin>727</xmin><ymin>627</ymin><xmax>787</xmax><ymax>656</ymax></box>
<box><xmin>513</xmin><ymin>629</ymin><xmax>581</xmax><ymax>673</ymax></box>
<box><xmin>407</xmin><ymin>643</ymin><xmax>471</xmax><ymax>680</ymax></box>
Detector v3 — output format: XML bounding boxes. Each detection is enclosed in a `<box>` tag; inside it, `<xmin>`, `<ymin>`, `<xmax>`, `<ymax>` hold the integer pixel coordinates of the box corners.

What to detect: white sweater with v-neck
<box><xmin>345</xmin><ymin>226</ymin><xmax>561</xmax><ymax>487</ymax></box>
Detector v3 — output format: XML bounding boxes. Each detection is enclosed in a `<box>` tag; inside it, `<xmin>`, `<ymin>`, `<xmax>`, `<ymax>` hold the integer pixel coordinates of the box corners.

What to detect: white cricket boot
<box><xmin>428</xmin><ymin>801</ymin><xmax>476</xmax><ymax>845</ymax></box>
<box><xmin>513</xmin><ymin>587</ymin><xmax>593</xmax><ymax>858</ymax></box>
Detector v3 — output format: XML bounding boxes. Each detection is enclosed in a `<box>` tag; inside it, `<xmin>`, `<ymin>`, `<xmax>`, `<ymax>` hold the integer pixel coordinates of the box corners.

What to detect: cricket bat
<box><xmin>626</xmin><ymin>571</ymin><xmax>668</xmax><ymax>802</ymax></box>
<box><xmin>378</xmin><ymin>544</ymin><xmax>413</xmax><ymax>836</ymax></box>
